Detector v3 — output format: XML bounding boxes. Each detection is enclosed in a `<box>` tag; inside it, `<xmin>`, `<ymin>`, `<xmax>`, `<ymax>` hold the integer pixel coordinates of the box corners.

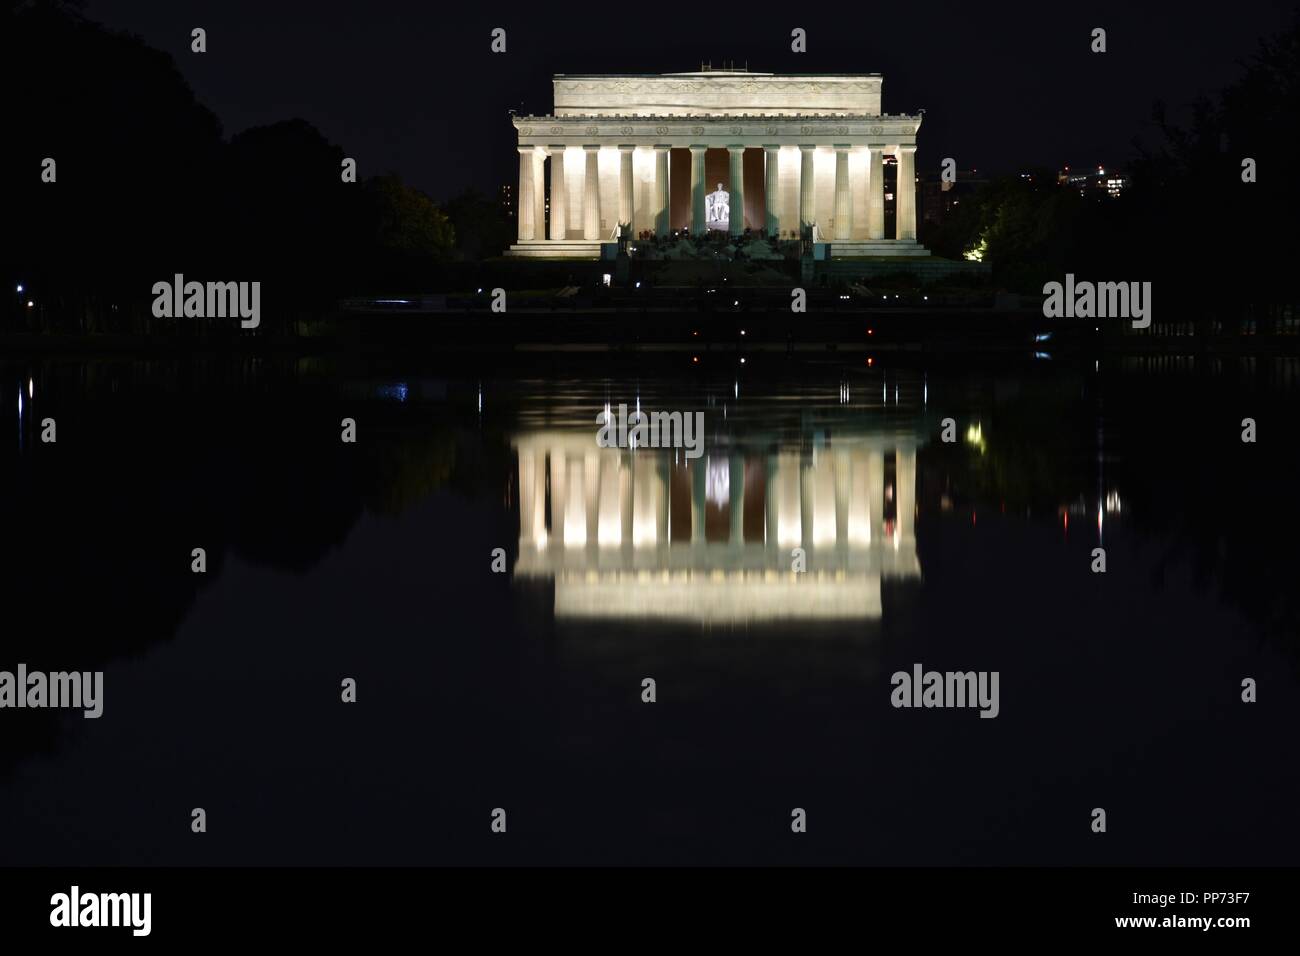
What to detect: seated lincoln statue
<box><xmin>705</xmin><ymin>182</ymin><xmax>729</xmax><ymax>230</ymax></box>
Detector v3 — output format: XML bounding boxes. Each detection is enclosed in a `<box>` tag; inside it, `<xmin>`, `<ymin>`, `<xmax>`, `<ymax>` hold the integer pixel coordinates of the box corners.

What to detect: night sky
<box><xmin>79</xmin><ymin>1</ymin><xmax>1299</xmax><ymax>198</ymax></box>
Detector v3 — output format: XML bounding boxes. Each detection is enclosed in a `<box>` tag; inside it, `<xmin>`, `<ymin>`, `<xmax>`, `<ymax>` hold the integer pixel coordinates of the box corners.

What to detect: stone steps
<box><xmin>830</xmin><ymin>240</ymin><xmax>932</xmax><ymax>258</ymax></box>
<box><xmin>505</xmin><ymin>240</ymin><xmax>607</xmax><ymax>260</ymax></box>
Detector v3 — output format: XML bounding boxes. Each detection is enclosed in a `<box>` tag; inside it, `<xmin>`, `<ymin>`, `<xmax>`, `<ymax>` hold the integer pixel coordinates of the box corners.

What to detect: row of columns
<box><xmin>518</xmin><ymin>444</ymin><xmax>917</xmax><ymax>551</ymax></box>
<box><xmin>516</xmin><ymin>144</ymin><xmax>917</xmax><ymax>242</ymax></box>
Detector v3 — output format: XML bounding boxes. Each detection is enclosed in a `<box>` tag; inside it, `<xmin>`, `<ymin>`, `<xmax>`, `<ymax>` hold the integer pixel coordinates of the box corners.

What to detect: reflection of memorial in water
<box><xmin>513</xmin><ymin>423</ymin><xmax>922</xmax><ymax>622</ymax></box>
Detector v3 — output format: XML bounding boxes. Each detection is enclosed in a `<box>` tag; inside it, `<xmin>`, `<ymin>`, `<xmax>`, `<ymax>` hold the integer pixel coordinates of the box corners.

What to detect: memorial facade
<box><xmin>506</xmin><ymin>69</ymin><xmax>928</xmax><ymax>259</ymax></box>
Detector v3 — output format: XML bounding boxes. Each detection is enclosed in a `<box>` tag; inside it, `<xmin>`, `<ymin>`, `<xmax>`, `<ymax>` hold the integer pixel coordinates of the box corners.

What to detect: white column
<box><xmin>798</xmin><ymin>145</ymin><xmax>815</xmax><ymax>230</ymax></box>
<box><xmin>618</xmin><ymin>145</ymin><xmax>634</xmax><ymax>232</ymax></box>
<box><xmin>728</xmin><ymin>146</ymin><xmax>745</xmax><ymax>237</ymax></box>
<box><xmin>689</xmin><ymin>145</ymin><xmax>707</xmax><ymax>235</ymax></box>
<box><xmin>549</xmin><ymin>147</ymin><xmax>567</xmax><ymax>240</ymax></box>
<box><xmin>763</xmin><ymin>145</ymin><xmax>780</xmax><ymax>236</ymax></box>
<box><xmin>583</xmin><ymin>145</ymin><xmax>602</xmax><ymax>240</ymax></box>
<box><xmin>517</xmin><ymin>146</ymin><xmax>536</xmax><ymax>241</ymax></box>
<box><xmin>867</xmin><ymin>147</ymin><xmax>885</xmax><ymax>240</ymax></box>
<box><xmin>654</xmin><ymin>145</ymin><xmax>671</xmax><ymax>236</ymax></box>
<box><xmin>532</xmin><ymin>150</ymin><xmax>545</xmax><ymax>241</ymax></box>
<box><xmin>833</xmin><ymin>145</ymin><xmax>852</xmax><ymax>240</ymax></box>
<box><xmin>896</xmin><ymin>147</ymin><xmax>916</xmax><ymax>240</ymax></box>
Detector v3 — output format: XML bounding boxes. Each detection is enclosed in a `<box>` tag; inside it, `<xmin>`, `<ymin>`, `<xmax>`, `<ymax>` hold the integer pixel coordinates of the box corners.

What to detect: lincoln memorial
<box><xmin>506</xmin><ymin>68</ymin><xmax>929</xmax><ymax>260</ymax></box>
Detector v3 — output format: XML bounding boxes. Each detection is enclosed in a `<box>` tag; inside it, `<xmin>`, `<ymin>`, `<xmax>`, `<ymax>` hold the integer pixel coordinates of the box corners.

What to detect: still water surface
<box><xmin>1</xmin><ymin>352</ymin><xmax>1297</xmax><ymax>864</ymax></box>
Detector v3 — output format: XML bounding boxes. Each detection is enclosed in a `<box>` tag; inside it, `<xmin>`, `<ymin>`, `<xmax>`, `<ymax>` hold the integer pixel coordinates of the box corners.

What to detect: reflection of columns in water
<box><xmin>834</xmin><ymin>449</ymin><xmax>850</xmax><ymax>547</ymax></box>
<box><xmin>775</xmin><ymin>451</ymin><xmax>802</xmax><ymax>548</ymax></box>
<box><xmin>810</xmin><ymin>449</ymin><xmax>838</xmax><ymax>547</ymax></box>
<box><xmin>515</xmin><ymin>436</ymin><xmax>918</xmax><ymax>556</ymax></box>
<box><xmin>799</xmin><ymin>456</ymin><xmax>813</xmax><ymax>550</ymax></box>
<box><xmin>896</xmin><ymin>446</ymin><xmax>916</xmax><ymax>542</ymax></box>
<box><xmin>632</xmin><ymin>454</ymin><xmax>661</xmax><ymax>547</ymax></box>
<box><xmin>764</xmin><ymin>454</ymin><xmax>778</xmax><ymax>547</ymax></box>
<box><xmin>657</xmin><ymin>456</ymin><xmax>670</xmax><ymax>544</ymax></box>
<box><xmin>564</xmin><ymin>455</ymin><xmax>586</xmax><ymax>547</ymax></box>
<box><xmin>620</xmin><ymin>459</ymin><xmax>633</xmax><ymax>546</ymax></box>
<box><xmin>847</xmin><ymin>449</ymin><xmax>871</xmax><ymax>545</ymax></box>
<box><xmin>584</xmin><ymin>451</ymin><xmax>600</xmax><ymax>546</ymax></box>
<box><xmin>729</xmin><ymin>454</ymin><xmax>745</xmax><ymax>544</ymax></box>
<box><xmin>867</xmin><ymin>451</ymin><xmax>885</xmax><ymax>540</ymax></box>
<box><xmin>519</xmin><ymin>448</ymin><xmax>546</xmax><ymax>546</ymax></box>
<box><xmin>597</xmin><ymin>455</ymin><xmax>621</xmax><ymax>547</ymax></box>
<box><xmin>549</xmin><ymin>448</ymin><xmax>567</xmax><ymax>546</ymax></box>
<box><xmin>691</xmin><ymin>458</ymin><xmax>706</xmax><ymax>544</ymax></box>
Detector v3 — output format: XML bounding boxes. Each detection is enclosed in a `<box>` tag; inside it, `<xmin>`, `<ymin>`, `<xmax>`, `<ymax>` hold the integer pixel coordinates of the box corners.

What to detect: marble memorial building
<box><xmin>506</xmin><ymin>68</ymin><xmax>930</xmax><ymax>260</ymax></box>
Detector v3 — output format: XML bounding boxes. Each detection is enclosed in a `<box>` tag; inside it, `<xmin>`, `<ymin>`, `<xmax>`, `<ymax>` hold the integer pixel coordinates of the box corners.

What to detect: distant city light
<box><xmin>26</xmin><ymin>300</ymin><xmax>33</xmax><ymax>308</ymax></box>
<box><xmin>15</xmin><ymin>284</ymin><xmax>22</xmax><ymax>293</ymax></box>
